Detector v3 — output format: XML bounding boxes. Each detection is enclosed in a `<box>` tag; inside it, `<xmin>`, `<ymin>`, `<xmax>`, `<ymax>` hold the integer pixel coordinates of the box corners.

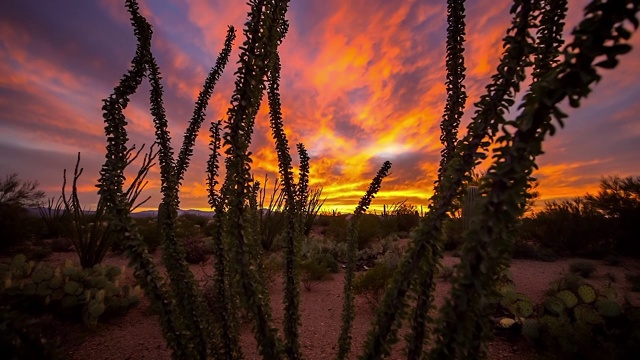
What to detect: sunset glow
<box><xmin>1</xmin><ymin>0</ymin><xmax>639</xmax><ymax>213</ymax></box>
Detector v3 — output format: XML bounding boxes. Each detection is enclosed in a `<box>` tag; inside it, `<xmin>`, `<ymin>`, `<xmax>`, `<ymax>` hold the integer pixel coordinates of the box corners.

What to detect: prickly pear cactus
<box><xmin>544</xmin><ymin>297</ymin><xmax>566</xmax><ymax>316</ymax></box>
<box><xmin>573</xmin><ymin>304</ymin><xmax>602</xmax><ymax>324</ymax></box>
<box><xmin>0</xmin><ymin>255</ymin><xmax>139</xmax><ymax>328</ymax></box>
<box><xmin>523</xmin><ymin>273</ymin><xmax>640</xmax><ymax>359</ymax></box>
<box><xmin>595</xmin><ymin>298</ymin><xmax>621</xmax><ymax>318</ymax></box>
<box><xmin>556</xmin><ymin>290</ymin><xmax>578</xmax><ymax>309</ymax></box>
<box><xmin>577</xmin><ymin>284</ymin><xmax>596</xmax><ymax>304</ymax></box>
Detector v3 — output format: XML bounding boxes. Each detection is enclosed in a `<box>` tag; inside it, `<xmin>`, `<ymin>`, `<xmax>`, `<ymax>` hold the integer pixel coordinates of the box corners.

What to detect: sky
<box><xmin>1</xmin><ymin>0</ymin><xmax>639</xmax><ymax>214</ymax></box>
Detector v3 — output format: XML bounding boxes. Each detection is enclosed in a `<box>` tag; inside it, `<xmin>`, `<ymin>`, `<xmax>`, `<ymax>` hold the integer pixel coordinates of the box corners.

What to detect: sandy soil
<box><xmin>33</xmin><ymin>249</ymin><xmax>640</xmax><ymax>360</ymax></box>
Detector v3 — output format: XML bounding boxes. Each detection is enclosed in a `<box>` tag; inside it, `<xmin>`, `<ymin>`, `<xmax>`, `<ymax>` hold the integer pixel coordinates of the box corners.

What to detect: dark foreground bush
<box><xmin>354</xmin><ymin>262</ymin><xmax>395</xmax><ymax>309</ymax></box>
<box><xmin>182</xmin><ymin>236</ymin><xmax>209</xmax><ymax>264</ymax></box>
<box><xmin>569</xmin><ymin>261</ymin><xmax>596</xmax><ymax>278</ymax></box>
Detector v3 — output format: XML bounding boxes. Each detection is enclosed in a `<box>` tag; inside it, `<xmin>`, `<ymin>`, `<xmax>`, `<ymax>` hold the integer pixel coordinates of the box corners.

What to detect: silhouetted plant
<box><xmin>256</xmin><ymin>175</ymin><xmax>286</xmax><ymax>251</ymax></box>
<box><xmin>0</xmin><ymin>173</ymin><xmax>45</xmax><ymax>208</ymax></box>
<box><xmin>62</xmin><ymin>148</ymin><xmax>155</xmax><ymax>269</ymax></box>
<box><xmin>38</xmin><ymin>197</ymin><xmax>70</xmax><ymax>240</ymax></box>
<box><xmin>295</xmin><ymin>144</ymin><xmax>326</xmax><ymax>237</ymax></box>
<box><xmin>462</xmin><ymin>185</ymin><xmax>478</xmax><ymax>232</ymax></box>
<box><xmin>585</xmin><ymin>175</ymin><xmax>640</xmax><ymax>256</ymax></box>
<box><xmin>0</xmin><ymin>174</ymin><xmax>46</xmax><ymax>249</ymax></box>
<box><xmin>569</xmin><ymin>261</ymin><xmax>596</xmax><ymax>278</ymax></box>
<box><xmin>527</xmin><ymin>198</ymin><xmax>609</xmax><ymax>256</ymax></box>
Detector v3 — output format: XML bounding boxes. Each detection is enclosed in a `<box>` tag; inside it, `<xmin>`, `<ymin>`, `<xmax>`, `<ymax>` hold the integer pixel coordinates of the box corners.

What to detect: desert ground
<box><xmin>26</xmin><ymin>241</ymin><xmax>638</xmax><ymax>360</ymax></box>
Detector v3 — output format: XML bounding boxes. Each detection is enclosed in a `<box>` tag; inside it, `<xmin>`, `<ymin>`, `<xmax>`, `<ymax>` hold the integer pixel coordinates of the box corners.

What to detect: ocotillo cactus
<box><xmin>462</xmin><ymin>185</ymin><xmax>479</xmax><ymax>232</ymax></box>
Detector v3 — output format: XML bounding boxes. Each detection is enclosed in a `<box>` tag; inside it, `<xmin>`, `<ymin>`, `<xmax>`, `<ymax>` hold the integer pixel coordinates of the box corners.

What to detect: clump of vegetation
<box><xmin>0</xmin><ymin>173</ymin><xmax>45</xmax><ymax>250</ymax></box>
<box><xmin>379</xmin><ymin>200</ymin><xmax>421</xmax><ymax>237</ymax></box>
<box><xmin>182</xmin><ymin>236</ymin><xmax>209</xmax><ymax>264</ymax></box>
<box><xmin>299</xmin><ymin>258</ymin><xmax>332</xmax><ymax>291</ymax></box>
<box><xmin>357</xmin><ymin>214</ymin><xmax>383</xmax><ymax>249</ymax></box>
<box><xmin>49</xmin><ymin>238</ymin><xmax>73</xmax><ymax>253</ymax></box>
<box><xmin>569</xmin><ymin>261</ymin><xmax>597</xmax><ymax>278</ymax></box>
<box><xmin>523</xmin><ymin>277</ymin><xmax>640</xmax><ymax>359</ymax></box>
<box><xmin>0</xmin><ymin>255</ymin><xmax>140</xmax><ymax>328</ymax></box>
<box><xmin>38</xmin><ymin>196</ymin><xmax>70</xmax><ymax>240</ymax></box>
<box><xmin>625</xmin><ymin>273</ymin><xmax>640</xmax><ymax>292</ymax></box>
<box><xmin>354</xmin><ymin>262</ymin><xmax>395</xmax><ymax>309</ymax></box>
<box><xmin>61</xmin><ymin>150</ymin><xmax>155</xmax><ymax>268</ymax></box>
<box><xmin>512</xmin><ymin>239</ymin><xmax>559</xmax><ymax>262</ymax></box>
<box><xmin>603</xmin><ymin>255</ymin><xmax>622</xmax><ymax>266</ymax></box>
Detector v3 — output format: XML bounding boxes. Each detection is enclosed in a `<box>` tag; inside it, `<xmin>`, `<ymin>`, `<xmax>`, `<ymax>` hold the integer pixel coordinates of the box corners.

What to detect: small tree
<box><xmin>0</xmin><ymin>173</ymin><xmax>45</xmax><ymax>208</ymax></box>
<box><xmin>586</xmin><ymin>176</ymin><xmax>640</xmax><ymax>256</ymax></box>
<box><xmin>0</xmin><ymin>174</ymin><xmax>45</xmax><ymax>249</ymax></box>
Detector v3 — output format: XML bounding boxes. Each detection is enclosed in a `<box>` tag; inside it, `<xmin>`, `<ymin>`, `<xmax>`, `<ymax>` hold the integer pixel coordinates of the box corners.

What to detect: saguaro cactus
<box><xmin>462</xmin><ymin>185</ymin><xmax>479</xmax><ymax>232</ymax></box>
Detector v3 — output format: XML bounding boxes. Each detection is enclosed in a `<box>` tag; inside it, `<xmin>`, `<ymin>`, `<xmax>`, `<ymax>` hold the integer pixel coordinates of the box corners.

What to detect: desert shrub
<box><xmin>354</xmin><ymin>262</ymin><xmax>394</xmax><ymax>309</ymax></box>
<box><xmin>377</xmin><ymin>243</ymin><xmax>403</xmax><ymax>269</ymax></box>
<box><xmin>0</xmin><ymin>204</ymin><xmax>39</xmax><ymax>250</ymax></box>
<box><xmin>321</xmin><ymin>213</ymin><xmax>381</xmax><ymax>250</ymax></box>
<box><xmin>569</xmin><ymin>261</ymin><xmax>596</xmax><ymax>278</ymax></box>
<box><xmin>23</xmin><ymin>245</ymin><xmax>53</xmax><ymax>261</ymax></box>
<box><xmin>585</xmin><ymin>176</ymin><xmax>640</xmax><ymax>257</ymax></box>
<box><xmin>355</xmin><ymin>248</ymin><xmax>379</xmax><ymax>271</ymax></box>
<box><xmin>625</xmin><ymin>273</ymin><xmax>640</xmax><ymax>292</ymax></box>
<box><xmin>300</xmin><ymin>187</ymin><xmax>325</xmax><ymax>236</ymax></box>
<box><xmin>324</xmin><ymin>215</ymin><xmax>349</xmax><ymax>242</ymax></box>
<box><xmin>393</xmin><ymin>203</ymin><xmax>420</xmax><ymax>233</ymax></box>
<box><xmin>180</xmin><ymin>213</ymin><xmax>210</xmax><ymax>228</ymax></box>
<box><xmin>112</xmin><ymin>218</ymin><xmax>161</xmax><ymax>254</ymax></box>
<box><xmin>175</xmin><ymin>215</ymin><xmax>207</xmax><ymax>240</ymax></box>
<box><xmin>300</xmin><ymin>258</ymin><xmax>332</xmax><ymax>291</ymax></box>
<box><xmin>442</xmin><ymin>217</ymin><xmax>464</xmax><ymax>251</ymax></box>
<box><xmin>182</xmin><ymin>236</ymin><xmax>208</xmax><ymax>264</ymax></box>
<box><xmin>378</xmin><ymin>201</ymin><xmax>420</xmax><ymax>236</ymax></box>
<box><xmin>396</xmin><ymin>213</ymin><xmax>420</xmax><ymax>233</ymax></box>
<box><xmin>357</xmin><ymin>214</ymin><xmax>382</xmax><ymax>249</ymax></box>
<box><xmin>603</xmin><ymin>255</ymin><xmax>622</xmax><ymax>266</ymax></box>
<box><xmin>512</xmin><ymin>240</ymin><xmax>559</xmax><ymax>262</ymax></box>
<box><xmin>260</xmin><ymin>252</ymin><xmax>284</xmax><ymax>284</ymax></box>
<box><xmin>136</xmin><ymin>218</ymin><xmax>161</xmax><ymax>253</ymax></box>
<box><xmin>524</xmin><ymin>198</ymin><xmax>610</xmax><ymax>256</ymax></box>
<box><xmin>38</xmin><ymin>197</ymin><xmax>70</xmax><ymax>240</ymax></box>
<box><xmin>0</xmin><ymin>173</ymin><xmax>46</xmax><ymax>247</ymax></box>
<box><xmin>314</xmin><ymin>214</ymin><xmax>333</xmax><ymax>228</ymax></box>
<box><xmin>311</xmin><ymin>239</ymin><xmax>348</xmax><ymax>263</ymax></box>
<box><xmin>314</xmin><ymin>253</ymin><xmax>339</xmax><ymax>273</ymax></box>
<box><xmin>378</xmin><ymin>214</ymin><xmax>398</xmax><ymax>237</ymax></box>
<box><xmin>49</xmin><ymin>238</ymin><xmax>72</xmax><ymax>252</ymax></box>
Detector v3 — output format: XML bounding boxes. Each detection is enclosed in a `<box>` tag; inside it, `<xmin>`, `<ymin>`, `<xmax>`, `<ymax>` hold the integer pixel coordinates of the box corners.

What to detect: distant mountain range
<box><xmin>27</xmin><ymin>207</ymin><xmax>215</xmax><ymax>218</ymax></box>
